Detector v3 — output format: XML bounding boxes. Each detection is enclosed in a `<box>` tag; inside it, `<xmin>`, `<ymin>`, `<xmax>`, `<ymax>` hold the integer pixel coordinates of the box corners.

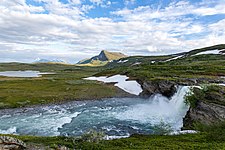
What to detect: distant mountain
<box><xmin>34</xmin><ymin>58</ymin><xmax>66</xmax><ymax>64</ymax></box>
<box><xmin>77</xmin><ymin>50</ymin><xmax>127</xmax><ymax>66</ymax></box>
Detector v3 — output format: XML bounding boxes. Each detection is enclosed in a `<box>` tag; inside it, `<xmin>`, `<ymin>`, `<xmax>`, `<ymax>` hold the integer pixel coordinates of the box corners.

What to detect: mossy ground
<box><xmin>101</xmin><ymin>54</ymin><xmax>225</xmax><ymax>82</ymax></box>
<box><xmin>2</xmin><ymin>132</ymin><xmax>225</xmax><ymax>150</ymax></box>
<box><xmin>0</xmin><ymin>63</ymin><xmax>129</xmax><ymax>109</ymax></box>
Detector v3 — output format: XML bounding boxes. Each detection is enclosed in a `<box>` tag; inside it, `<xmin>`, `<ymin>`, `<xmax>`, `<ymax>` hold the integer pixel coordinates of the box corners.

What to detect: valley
<box><xmin>0</xmin><ymin>44</ymin><xmax>225</xmax><ymax>149</ymax></box>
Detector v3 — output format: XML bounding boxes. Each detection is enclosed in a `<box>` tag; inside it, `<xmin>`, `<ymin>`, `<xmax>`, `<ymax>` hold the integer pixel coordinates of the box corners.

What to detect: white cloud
<box><xmin>70</xmin><ymin>0</ymin><xmax>81</xmax><ymax>5</ymax></box>
<box><xmin>0</xmin><ymin>0</ymin><xmax>225</xmax><ymax>63</ymax></box>
<box><xmin>124</xmin><ymin>0</ymin><xmax>136</xmax><ymax>5</ymax></box>
<box><xmin>89</xmin><ymin>0</ymin><xmax>104</xmax><ymax>5</ymax></box>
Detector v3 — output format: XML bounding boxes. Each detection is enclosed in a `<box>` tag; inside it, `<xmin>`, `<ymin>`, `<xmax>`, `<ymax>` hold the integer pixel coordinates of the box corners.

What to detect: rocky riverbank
<box><xmin>182</xmin><ymin>85</ymin><xmax>225</xmax><ymax>129</ymax></box>
<box><xmin>0</xmin><ymin>136</ymin><xmax>26</xmax><ymax>150</ymax></box>
<box><xmin>137</xmin><ymin>76</ymin><xmax>225</xmax><ymax>130</ymax></box>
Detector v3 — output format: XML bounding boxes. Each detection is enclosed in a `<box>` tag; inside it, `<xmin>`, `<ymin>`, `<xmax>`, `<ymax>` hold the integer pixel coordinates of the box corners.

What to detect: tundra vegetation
<box><xmin>0</xmin><ymin>45</ymin><xmax>225</xmax><ymax>149</ymax></box>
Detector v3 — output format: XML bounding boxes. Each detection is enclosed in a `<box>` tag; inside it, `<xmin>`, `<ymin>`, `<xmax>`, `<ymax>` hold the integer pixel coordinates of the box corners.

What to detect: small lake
<box><xmin>0</xmin><ymin>71</ymin><xmax>54</xmax><ymax>78</ymax></box>
<box><xmin>0</xmin><ymin>87</ymin><xmax>189</xmax><ymax>138</ymax></box>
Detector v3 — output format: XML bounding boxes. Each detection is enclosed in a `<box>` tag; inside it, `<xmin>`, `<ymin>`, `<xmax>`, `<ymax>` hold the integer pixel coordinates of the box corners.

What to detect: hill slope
<box><xmin>77</xmin><ymin>50</ymin><xmax>127</xmax><ymax>66</ymax></box>
<box><xmin>106</xmin><ymin>44</ymin><xmax>225</xmax><ymax>68</ymax></box>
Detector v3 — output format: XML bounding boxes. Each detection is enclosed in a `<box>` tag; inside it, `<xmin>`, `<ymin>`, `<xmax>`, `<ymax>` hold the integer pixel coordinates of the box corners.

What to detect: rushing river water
<box><xmin>0</xmin><ymin>86</ymin><xmax>189</xmax><ymax>138</ymax></box>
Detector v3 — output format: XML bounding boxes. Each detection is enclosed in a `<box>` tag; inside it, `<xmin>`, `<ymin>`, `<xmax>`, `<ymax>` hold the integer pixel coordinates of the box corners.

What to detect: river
<box><xmin>0</xmin><ymin>86</ymin><xmax>189</xmax><ymax>139</ymax></box>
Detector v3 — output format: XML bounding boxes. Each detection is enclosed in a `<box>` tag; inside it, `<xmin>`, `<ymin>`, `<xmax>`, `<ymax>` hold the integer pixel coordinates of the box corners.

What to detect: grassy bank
<box><xmin>0</xmin><ymin>63</ymin><xmax>130</xmax><ymax>109</ymax></box>
<box><xmin>2</xmin><ymin>131</ymin><xmax>225</xmax><ymax>150</ymax></box>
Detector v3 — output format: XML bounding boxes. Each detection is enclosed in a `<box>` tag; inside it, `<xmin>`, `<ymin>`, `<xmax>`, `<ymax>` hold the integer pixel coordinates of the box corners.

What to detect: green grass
<box><xmin>1</xmin><ymin>46</ymin><xmax>225</xmax><ymax>149</ymax></box>
<box><xmin>1</xmin><ymin>52</ymin><xmax>225</xmax><ymax>109</ymax></box>
<box><xmin>2</xmin><ymin>132</ymin><xmax>225</xmax><ymax>150</ymax></box>
<box><xmin>102</xmin><ymin>44</ymin><xmax>225</xmax><ymax>83</ymax></box>
<box><xmin>3</xmin><ymin>122</ymin><xmax>225</xmax><ymax>150</ymax></box>
<box><xmin>100</xmin><ymin>55</ymin><xmax>225</xmax><ymax>84</ymax></box>
<box><xmin>185</xmin><ymin>84</ymin><xmax>225</xmax><ymax>108</ymax></box>
<box><xmin>0</xmin><ymin>63</ymin><xmax>128</xmax><ymax>109</ymax></box>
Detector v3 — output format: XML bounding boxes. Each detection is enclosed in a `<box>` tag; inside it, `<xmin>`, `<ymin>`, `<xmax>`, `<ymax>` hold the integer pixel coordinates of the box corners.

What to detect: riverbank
<box><xmin>1</xmin><ymin>130</ymin><xmax>225</xmax><ymax>150</ymax></box>
<box><xmin>0</xmin><ymin>63</ymin><xmax>135</xmax><ymax>109</ymax></box>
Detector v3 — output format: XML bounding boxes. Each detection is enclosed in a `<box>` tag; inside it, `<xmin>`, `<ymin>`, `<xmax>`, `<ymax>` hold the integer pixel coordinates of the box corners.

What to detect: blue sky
<box><xmin>0</xmin><ymin>0</ymin><xmax>225</xmax><ymax>63</ymax></box>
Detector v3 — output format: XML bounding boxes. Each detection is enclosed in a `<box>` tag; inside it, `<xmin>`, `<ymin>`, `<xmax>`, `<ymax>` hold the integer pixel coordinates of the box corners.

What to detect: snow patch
<box><xmin>84</xmin><ymin>75</ymin><xmax>143</xmax><ymax>95</ymax></box>
<box><xmin>218</xmin><ymin>83</ymin><xmax>225</xmax><ymax>86</ymax></box>
<box><xmin>170</xmin><ymin>130</ymin><xmax>198</xmax><ymax>135</ymax></box>
<box><xmin>193</xmin><ymin>49</ymin><xmax>224</xmax><ymax>56</ymax></box>
<box><xmin>117</xmin><ymin>60</ymin><xmax>128</xmax><ymax>63</ymax></box>
<box><xmin>164</xmin><ymin>55</ymin><xmax>183</xmax><ymax>62</ymax></box>
<box><xmin>132</xmin><ymin>62</ymin><xmax>141</xmax><ymax>66</ymax></box>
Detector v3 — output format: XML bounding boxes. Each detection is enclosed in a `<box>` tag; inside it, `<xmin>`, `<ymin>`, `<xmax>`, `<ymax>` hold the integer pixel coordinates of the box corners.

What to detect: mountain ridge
<box><xmin>34</xmin><ymin>58</ymin><xmax>67</xmax><ymax>64</ymax></box>
<box><xmin>77</xmin><ymin>50</ymin><xmax>127</xmax><ymax>66</ymax></box>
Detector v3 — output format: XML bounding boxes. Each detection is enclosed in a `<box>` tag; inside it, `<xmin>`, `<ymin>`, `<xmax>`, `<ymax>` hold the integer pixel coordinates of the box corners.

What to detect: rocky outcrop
<box><xmin>0</xmin><ymin>136</ymin><xmax>26</xmax><ymax>150</ymax></box>
<box><xmin>183</xmin><ymin>101</ymin><xmax>225</xmax><ymax>129</ymax></box>
<box><xmin>183</xmin><ymin>86</ymin><xmax>225</xmax><ymax>129</ymax></box>
<box><xmin>139</xmin><ymin>80</ymin><xmax>177</xmax><ymax>98</ymax></box>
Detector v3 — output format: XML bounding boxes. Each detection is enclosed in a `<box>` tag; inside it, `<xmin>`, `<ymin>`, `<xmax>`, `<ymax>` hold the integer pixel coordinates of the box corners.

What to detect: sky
<box><xmin>0</xmin><ymin>0</ymin><xmax>225</xmax><ymax>63</ymax></box>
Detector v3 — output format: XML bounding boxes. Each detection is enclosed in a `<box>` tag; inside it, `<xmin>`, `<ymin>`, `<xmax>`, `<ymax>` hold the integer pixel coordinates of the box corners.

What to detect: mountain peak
<box><xmin>77</xmin><ymin>50</ymin><xmax>127</xmax><ymax>66</ymax></box>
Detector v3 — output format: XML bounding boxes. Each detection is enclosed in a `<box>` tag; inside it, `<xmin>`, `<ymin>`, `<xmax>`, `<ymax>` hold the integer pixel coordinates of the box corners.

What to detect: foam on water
<box><xmin>114</xmin><ymin>86</ymin><xmax>189</xmax><ymax>130</ymax></box>
<box><xmin>0</xmin><ymin>86</ymin><xmax>190</xmax><ymax>138</ymax></box>
<box><xmin>0</xmin><ymin>106</ymin><xmax>81</xmax><ymax>136</ymax></box>
<box><xmin>0</xmin><ymin>127</ymin><xmax>17</xmax><ymax>134</ymax></box>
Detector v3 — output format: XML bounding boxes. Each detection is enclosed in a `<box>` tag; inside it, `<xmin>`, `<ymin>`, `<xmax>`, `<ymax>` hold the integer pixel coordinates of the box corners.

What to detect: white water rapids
<box><xmin>0</xmin><ymin>86</ymin><xmax>190</xmax><ymax>138</ymax></box>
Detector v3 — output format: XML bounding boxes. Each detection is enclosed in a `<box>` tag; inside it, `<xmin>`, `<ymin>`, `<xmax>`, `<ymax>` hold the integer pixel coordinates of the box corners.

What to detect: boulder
<box><xmin>139</xmin><ymin>80</ymin><xmax>177</xmax><ymax>98</ymax></box>
<box><xmin>183</xmin><ymin>101</ymin><xmax>225</xmax><ymax>129</ymax></box>
<box><xmin>183</xmin><ymin>85</ymin><xmax>225</xmax><ymax>129</ymax></box>
<box><xmin>0</xmin><ymin>136</ymin><xmax>26</xmax><ymax>150</ymax></box>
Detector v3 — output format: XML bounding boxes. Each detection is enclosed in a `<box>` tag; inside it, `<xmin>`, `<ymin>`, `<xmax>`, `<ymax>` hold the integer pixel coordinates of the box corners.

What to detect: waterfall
<box><xmin>115</xmin><ymin>86</ymin><xmax>190</xmax><ymax>131</ymax></box>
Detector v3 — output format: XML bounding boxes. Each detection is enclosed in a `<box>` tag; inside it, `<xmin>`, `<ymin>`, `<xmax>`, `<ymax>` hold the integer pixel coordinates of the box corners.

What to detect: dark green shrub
<box><xmin>185</xmin><ymin>84</ymin><xmax>221</xmax><ymax>108</ymax></box>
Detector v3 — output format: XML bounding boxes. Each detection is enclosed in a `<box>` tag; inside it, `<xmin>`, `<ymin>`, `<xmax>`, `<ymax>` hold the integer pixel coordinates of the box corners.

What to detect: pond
<box><xmin>0</xmin><ymin>71</ymin><xmax>54</xmax><ymax>78</ymax></box>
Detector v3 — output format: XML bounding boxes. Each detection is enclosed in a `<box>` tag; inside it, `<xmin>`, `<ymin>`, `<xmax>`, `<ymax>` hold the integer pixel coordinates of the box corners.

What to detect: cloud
<box><xmin>124</xmin><ymin>0</ymin><xmax>136</xmax><ymax>5</ymax></box>
<box><xmin>0</xmin><ymin>0</ymin><xmax>225</xmax><ymax>63</ymax></box>
<box><xmin>89</xmin><ymin>0</ymin><xmax>104</xmax><ymax>5</ymax></box>
<box><xmin>70</xmin><ymin>0</ymin><xmax>82</xmax><ymax>5</ymax></box>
